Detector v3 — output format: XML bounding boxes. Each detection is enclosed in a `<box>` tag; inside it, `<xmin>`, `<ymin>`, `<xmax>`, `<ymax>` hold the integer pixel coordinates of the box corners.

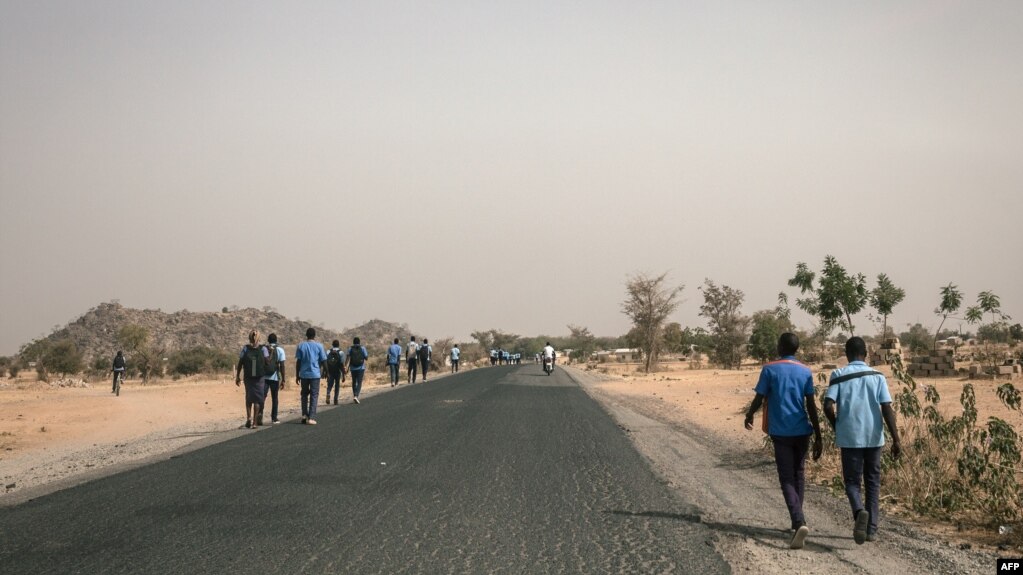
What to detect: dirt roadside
<box><xmin>566</xmin><ymin>366</ymin><xmax>993</xmax><ymax>575</ymax></box>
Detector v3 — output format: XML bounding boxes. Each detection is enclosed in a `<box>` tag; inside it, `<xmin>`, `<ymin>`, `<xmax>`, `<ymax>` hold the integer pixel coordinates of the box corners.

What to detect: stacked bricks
<box><xmin>908</xmin><ymin>348</ymin><xmax>956</xmax><ymax>377</ymax></box>
<box><xmin>869</xmin><ymin>338</ymin><xmax>903</xmax><ymax>367</ymax></box>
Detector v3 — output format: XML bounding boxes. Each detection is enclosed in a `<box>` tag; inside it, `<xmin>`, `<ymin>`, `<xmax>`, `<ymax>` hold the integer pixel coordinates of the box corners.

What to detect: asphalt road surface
<box><xmin>0</xmin><ymin>365</ymin><xmax>728</xmax><ymax>574</ymax></box>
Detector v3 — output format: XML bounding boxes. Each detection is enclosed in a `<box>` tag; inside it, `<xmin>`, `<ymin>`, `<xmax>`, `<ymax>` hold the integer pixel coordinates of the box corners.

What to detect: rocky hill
<box><xmin>34</xmin><ymin>303</ymin><xmax>414</xmax><ymax>359</ymax></box>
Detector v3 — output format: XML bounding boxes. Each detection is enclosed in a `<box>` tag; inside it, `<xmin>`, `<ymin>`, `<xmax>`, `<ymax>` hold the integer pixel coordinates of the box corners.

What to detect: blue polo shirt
<box><xmin>825</xmin><ymin>361</ymin><xmax>892</xmax><ymax>448</ymax></box>
<box><xmin>754</xmin><ymin>356</ymin><xmax>815</xmax><ymax>437</ymax></box>
<box><xmin>295</xmin><ymin>340</ymin><xmax>328</xmax><ymax>379</ymax></box>
<box><xmin>387</xmin><ymin>343</ymin><xmax>402</xmax><ymax>365</ymax></box>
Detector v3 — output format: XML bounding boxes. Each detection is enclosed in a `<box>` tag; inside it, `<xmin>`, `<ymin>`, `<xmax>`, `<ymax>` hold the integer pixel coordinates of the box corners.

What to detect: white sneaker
<box><xmin>307</xmin><ymin>419</ymin><xmax>317</xmax><ymax>426</ymax></box>
<box><xmin>354</xmin><ymin>397</ymin><xmax>361</xmax><ymax>404</ymax></box>
<box><xmin>790</xmin><ymin>525</ymin><xmax>809</xmax><ymax>549</ymax></box>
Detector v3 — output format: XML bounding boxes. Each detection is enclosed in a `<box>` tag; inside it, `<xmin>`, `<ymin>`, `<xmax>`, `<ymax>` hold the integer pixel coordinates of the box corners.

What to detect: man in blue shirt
<box><xmin>744</xmin><ymin>333</ymin><xmax>822</xmax><ymax>550</ymax></box>
<box><xmin>386</xmin><ymin>338</ymin><xmax>402</xmax><ymax>387</ymax></box>
<box><xmin>294</xmin><ymin>327</ymin><xmax>328</xmax><ymax>425</ymax></box>
<box><xmin>450</xmin><ymin>344</ymin><xmax>460</xmax><ymax>373</ymax></box>
<box><xmin>346</xmin><ymin>337</ymin><xmax>368</xmax><ymax>404</ymax></box>
<box><xmin>824</xmin><ymin>337</ymin><xmax>901</xmax><ymax>545</ymax></box>
<box><xmin>263</xmin><ymin>333</ymin><xmax>287</xmax><ymax>424</ymax></box>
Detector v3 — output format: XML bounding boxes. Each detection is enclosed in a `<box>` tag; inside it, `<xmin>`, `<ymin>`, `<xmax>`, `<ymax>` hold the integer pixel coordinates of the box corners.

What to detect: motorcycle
<box><xmin>543</xmin><ymin>357</ymin><xmax>554</xmax><ymax>375</ymax></box>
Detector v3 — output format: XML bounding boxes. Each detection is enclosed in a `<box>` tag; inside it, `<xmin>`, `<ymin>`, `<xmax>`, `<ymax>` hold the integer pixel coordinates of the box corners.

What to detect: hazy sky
<box><xmin>2</xmin><ymin>1</ymin><xmax>1021</xmax><ymax>355</ymax></box>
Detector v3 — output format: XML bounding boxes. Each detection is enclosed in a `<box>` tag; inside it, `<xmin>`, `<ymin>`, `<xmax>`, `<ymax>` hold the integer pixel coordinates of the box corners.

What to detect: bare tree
<box><xmin>621</xmin><ymin>272</ymin><xmax>684</xmax><ymax>372</ymax></box>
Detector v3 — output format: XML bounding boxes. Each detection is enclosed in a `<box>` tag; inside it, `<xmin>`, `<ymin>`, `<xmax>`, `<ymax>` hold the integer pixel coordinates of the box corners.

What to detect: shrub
<box><xmin>169</xmin><ymin>346</ymin><xmax>234</xmax><ymax>376</ymax></box>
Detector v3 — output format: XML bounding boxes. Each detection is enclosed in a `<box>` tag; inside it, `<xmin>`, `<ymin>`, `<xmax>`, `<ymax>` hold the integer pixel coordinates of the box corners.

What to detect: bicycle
<box><xmin>114</xmin><ymin>371</ymin><xmax>123</xmax><ymax>396</ymax></box>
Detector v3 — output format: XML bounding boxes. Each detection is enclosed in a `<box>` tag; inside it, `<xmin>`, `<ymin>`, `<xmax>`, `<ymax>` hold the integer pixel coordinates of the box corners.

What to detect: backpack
<box><xmin>242</xmin><ymin>345</ymin><xmax>268</xmax><ymax>379</ymax></box>
<box><xmin>113</xmin><ymin>355</ymin><xmax>125</xmax><ymax>369</ymax></box>
<box><xmin>266</xmin><ymin>345</ymin><xmax>280</xmax><ymax>377</ymax></box>
<box><xmin>418</xmin><ymin>344</ymin><xmax>430</xmax><ymax>362</ymax></box>
<box><xmin>326</xmin><ymin>349</ymin><xmax>343</xmax><ymax>375</ymax></box>
<box><xmin>349</xmin><ymin>346</ymin><xmax>366</xmax><ymax>368</ymax></box>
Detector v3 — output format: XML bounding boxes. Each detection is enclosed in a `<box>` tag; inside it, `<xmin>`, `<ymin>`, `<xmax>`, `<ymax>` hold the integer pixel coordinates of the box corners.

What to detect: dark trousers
<box><xmin>408</xmin><ymin>360</ymin><xmax>418</xmax><ymax>383</ymax></box>
<box><xmin>841</xmin><ymin>447</ymin><xmax>882</xmax><ymax>534</ymax></box>
<box><xmin>451</xmin><ymin>359</ymin><xmax>459</xmax><ymax>373</ymax></box>
<box><xmin>300</xmin><ymin>378</ymin><xmax>320</xmax><ymax>419</ymax></box>
<box><xmin>262</xmin><ymin>379</ymin><xmax>280</xmax><ymax>422</ymax></box>
<box><xmin>771</xmin><ymin>434</ymin><xmax>810</xmax><ymax>528</ymax></box>
<box><xmin>351</xmin><ymin>369</ymin><xmax>364</xmax><ymax>397</ymax></box>
<box><xmin>420</xmin><ymin>358</ymin><xmax>430</xmax><ymax>380</ymax></box>
<box><xmin>326</xmin><ymin>373</ymin><xmax>342</xmax><ymax>403</ymax></box>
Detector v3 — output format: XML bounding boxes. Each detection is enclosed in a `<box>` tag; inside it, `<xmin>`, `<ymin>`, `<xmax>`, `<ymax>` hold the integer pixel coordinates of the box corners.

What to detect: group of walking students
<box><xmin>745</xmin><ymin>332</ymin><xmax>901</xmax><ymax>550</ymax></box>
<box><xmin>235</xmin><ymin>328</ymin><xmax>458</xmax><ymax>428</ymax></box>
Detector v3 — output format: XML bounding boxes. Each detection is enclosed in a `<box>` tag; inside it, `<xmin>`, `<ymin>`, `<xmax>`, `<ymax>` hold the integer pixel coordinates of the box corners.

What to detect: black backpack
<box><xmin>349</xmin><ymin>346</ymin><xmax>366</xmax><ymax>368</ymax></box>
<box><xmin>113</xmin><ymin>355</ymin><xmax>125</xmax><ymax>369</ymax></box>
<box><xmin>326</xmin><ymin>349</ymin><xmax>343</xmax><ymax>375</ymax></box>
<box><xmin>241</xmin><ymin>345</ymin><xmax>268</xmax><ymax>379</ymax></box>
<box><xmin>418</xmin><ymin>344</ymin><xmax>430</xmax><ymax>362</ymax></box>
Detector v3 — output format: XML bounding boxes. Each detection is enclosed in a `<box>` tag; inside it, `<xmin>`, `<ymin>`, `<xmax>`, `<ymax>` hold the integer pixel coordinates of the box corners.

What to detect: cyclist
<box><xmin>111</xmin><ymin>350</ymin><xmax>126</xmax><ymax>393</ymax></box>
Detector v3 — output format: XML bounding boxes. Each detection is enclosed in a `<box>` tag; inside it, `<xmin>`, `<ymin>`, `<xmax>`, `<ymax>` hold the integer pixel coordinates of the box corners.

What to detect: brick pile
<box><xmin>908</xmin><ymin>348</ymin><xmax>956</xmax><ymax>377</ymax></box>
<box><xmin>869</xmin><ymin>338</ymin><xmax>902</xmax><ymax>366</ymax></box>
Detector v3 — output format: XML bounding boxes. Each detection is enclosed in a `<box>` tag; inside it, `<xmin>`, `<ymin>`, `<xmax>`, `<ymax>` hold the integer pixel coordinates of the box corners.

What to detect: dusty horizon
<box><xmin>2</xmin><ymin>2</ymin><xmax>1021</xmax><ymax>355</ymax></box>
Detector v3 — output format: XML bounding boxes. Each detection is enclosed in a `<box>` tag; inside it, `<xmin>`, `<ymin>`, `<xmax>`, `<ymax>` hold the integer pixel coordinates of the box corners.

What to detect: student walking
<box><xmin>295</xmin><ymin>327</ymin><xmax>328</xmax><ymax>425</ymax></box>
<box><xmin>419</xmin><ymin>338</ymin><xmax>432</xmax><ymax>382</ymax></box>
<box><xmin>407</xmin><ymin>336</ymin><xmax>420</xmax><ymax>383</ymax></box>
<box><xmin>824</xmin><ymin>336</ymin><xmax>901</xmax><ymax>544</ymax></box>
<box><xmin>386</xmin><ymin>338</ymin><xmax>402</xmax><ymax>386</ymax></box>
<box><xmin>262</xmin><ymin>333</ymin><xmax>286</xmax><ymax>424</ymax></box>
<box><xmin>346</xmin><ymin>337</ymin><xmax>368</xmax><ymax>404</ymax></box>
<box><xmin>235</xmin><ymin>330</ymin><xmax>270</xmax><ymax>428</ymax></box>
<box><xmin>744</xmin><ymin>333</ymin><xmax>822</xmax><ymax>549</ymax></box>
<box><xmin>325</xmin><ymin>340</ymin><xmax>346</xmax><ymax>405</ymax></box>
<box><xmin>450</xmin><ymin>344</ymin><xmax>460</xmax><ymax>373</ymax></box>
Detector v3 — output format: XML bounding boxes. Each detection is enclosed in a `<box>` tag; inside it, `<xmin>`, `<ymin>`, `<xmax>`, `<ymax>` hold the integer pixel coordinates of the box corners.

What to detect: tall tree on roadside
<box><xmin>567</xmin><ymin>324</ymin><xmax>597</xmax><ymax>362</ymax></box>
<box><xmin>621</xmin><ymin>272</ymin><xmax>684</xmax><ymax>372</ymax></box>
<box><xmin>748</xmin><ymin>294</ymin><xmax>795</xmax><ymax>364</ymax></box>
<box><xmin>869</xmin><ymin>273</ymin><xmax>906</xmax><ymax>340</ymax></box>
<box><xmin>933</xmin><ymin>283</ymin><xmax>963</xmax><ymax>349</ymax></box>
<box><xmin>698</xmin><ymin>279</ymin><xmax>750</xmax><ymax>369</ymax></box>
<box><xmin>117</xmin><ymin>324</ymin><xmax>161</xmax><ymax>383</ymax></box>
<box><xmin>788</xmin><ymin>255</ymin><xmax>868</xmax><ymax>337</ymax></box>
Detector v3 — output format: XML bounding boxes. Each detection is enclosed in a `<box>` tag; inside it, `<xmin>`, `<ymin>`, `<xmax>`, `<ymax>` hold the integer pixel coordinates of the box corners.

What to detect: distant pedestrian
<box><xmin>346</xmin><ymin>337</ymin><xmax>368</xmax><ymax>404</ymax></box>
<box><xmin>387</xmin><ymin>338</ymin><xmax>402</xmax><ymax>387</ymax></box>
<box><xmin>450</xmin><ymin>344</ymin><xmax>460</xmax><ymax>373</ymax></box>
<box><xmin>407</xmin><ymin>336</ymin><xmax>420</xmax><ymax>383</ymax></box>
<box><xmin>743</xmin><ymin>333</ymin><xmax>822</xmax><ymax>549</ymax></box>
<box><xmin>295</xmin><ymin>327</ymin><xmax>328</xmax><ymax>425</ymax></box>
<box><xmin>419</xmin><ymin>338</ymin><xmax>432</xmax><ymax>381</ymax></box>
<box><xmin>111</xmin><ymin>350</ymin><xmax>126</xmax><ymax>393</ymax></box>
<box><xmin>262</xmin><ymin>333</ymin><xmax>286</xmax><ymax>424</ymax></box>
<box><xmin>325</xmin><ymin>339</ymin><xmax>346</xmax><ymax>406</ymax></box>
<box><xmin>824</xmin><ymin>336</ymin><xmax>901</xmax><ymax>545</ymax></box>
<box><xmin>490</xmin><ymin>349</ymin><xmax>498</xmax><ymax>366</ymax></box>
<box><xmin>235</xmin><ymin>330</ymin><xmax>270</xmax><ymax>428</ymax></box>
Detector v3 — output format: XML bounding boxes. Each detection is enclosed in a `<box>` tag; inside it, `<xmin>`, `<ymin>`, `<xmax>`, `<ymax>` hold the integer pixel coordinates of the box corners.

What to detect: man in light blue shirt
<box><xmin>346</xmin><ymin>337</ymin><xmax>368</xmax><ymax>404</ymax></box>
<box><xmin>294</xmin><ymin>327</ymin><xmax>328</xmax><ymax>425</ymax></box>
<box><xmin>386</xmin><ymin>338</ymin><xmax>402</xmax><ymax>387</ymax></box>
<box><xmin>824</xmin><ymin>337</ymin><xmax>901</xmax><ymax>545</ymax></box>
<box><xmin>263</xmin><ymin>333</ymin><xmax>287</xmax><ymax>424</ymax></box>
<box><xmin>450</xmin><ymin>344</ymin><xmax>460</xmax><ymax>373</ymax></box>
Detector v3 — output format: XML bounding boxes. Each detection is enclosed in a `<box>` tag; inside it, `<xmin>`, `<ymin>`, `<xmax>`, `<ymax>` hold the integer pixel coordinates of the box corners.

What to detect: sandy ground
<box><xmin>1</xmin><ymin>361</ymin><xmax>1018</xmax><ymax>573</ymax></box>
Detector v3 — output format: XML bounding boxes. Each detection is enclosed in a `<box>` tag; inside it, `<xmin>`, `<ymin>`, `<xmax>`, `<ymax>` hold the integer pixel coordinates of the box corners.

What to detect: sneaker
<box><xmin>866</xmin><ymin>532</ymin><xmax>878</xmax><ymax>542</ymax></box>
<box><xmin>245</xmin><ymin>420</ymin><xmax>252</xmax><ymax>429</ymax></box>
<box><xmin>307</xmin><ymin>419</ymin><xmax>317</xmax><ymax>426</ymax></box>
<box><xmin>354</xmin><ymin>397</ymin><xmax>360</xmax><ymax>404</ymax></box>
<box><xmin>790</xmin><ymin>525</ymin><xmax>809</xmax><ymax>550</ymax></box>
<box><xmin>272</xmin><ymin>420</ymin><xmax>281</xmax><ymax>425</ymax></box>
<box><xmin>854</xmin><ymin>509</ymin><xmax>869</xmax><ymax>545</ymax></box>
<box><xmin>302</xmin><ymin>417</ymin><xmax>308</xmax><ymax>424</ymax></box>
<box><xmin>334</xmin><ymin>399</ymin><xmax>338</xmax><ymax>405</ymax></box>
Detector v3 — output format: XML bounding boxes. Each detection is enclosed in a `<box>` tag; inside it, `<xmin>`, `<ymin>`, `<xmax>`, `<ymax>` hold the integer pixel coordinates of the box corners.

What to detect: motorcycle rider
<box><xmin>542</xmin><ymin>342</ymin><xmax>556</xmax><ymax>372</ymax></box>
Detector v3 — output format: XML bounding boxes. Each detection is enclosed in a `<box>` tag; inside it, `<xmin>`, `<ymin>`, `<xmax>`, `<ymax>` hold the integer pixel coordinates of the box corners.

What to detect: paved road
<box><xmin>0</xmin><ymin>365</ymin><xmax>728</xmax><ymax>574</ymax></box>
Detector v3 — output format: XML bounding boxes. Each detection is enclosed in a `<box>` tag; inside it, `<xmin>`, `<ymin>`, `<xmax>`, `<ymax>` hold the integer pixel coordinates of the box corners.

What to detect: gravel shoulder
<box><xmin>567</xmin><ymin>366</ymin><xmax>992</xmax><ymax>575</ymax></box>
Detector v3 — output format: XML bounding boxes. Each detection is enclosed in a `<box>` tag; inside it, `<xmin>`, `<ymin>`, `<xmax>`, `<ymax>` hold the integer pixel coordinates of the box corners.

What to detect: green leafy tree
<box><xmin>869</xmin><ymin>273</ymin><xmax>905</xmax><ymax>340</ymax></box>
<box><xmin>933</xmin><ymin>283</ymin><xmax>964</xmax><ymax>349</ymax></box>
<box><xmin>117</xmin><ymin>324</ymin><xmax>162</xmax><ymax>383</ymax></box>
<box><xmin>698</xmin><ymin>279</ymin><xmax>750</xmax><ymax>369</ymax></box>
<box><xmin>40</xmin><ymin>340</ymin><xmax>84</xmax><ymax>377</ymax></box>
<box><xmin>900</xmin><ymin>323</ymin><xmax>934</xmax><ymax>354</ymax></box>
<box><xmin>661</xmin><ymin>322</ymin><xmax>686</xmax><ymax>354</ymax></box>
<box><xmin>978</xmin><ymin>291</ymin><xmax>1009</xmax><ymax>324</ymax></box>
<box><xmin>567</xmin><ymin>325</ymin><xmax>597</xmax><ymax>362</ymax></box>
<box><xmin>788</xmin><ymin>255</ymin><xmax>868</xmax><ymax>336</ymax></box>
<box><xmin>621</xmin><ymin>272</ymin><xmax>684</xmax><ymax>372</ymax></box>
<box><xmin>1010</xmin><ymin>324</ymin><xmax>1023</xmax><ymax>342</ymax></box>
